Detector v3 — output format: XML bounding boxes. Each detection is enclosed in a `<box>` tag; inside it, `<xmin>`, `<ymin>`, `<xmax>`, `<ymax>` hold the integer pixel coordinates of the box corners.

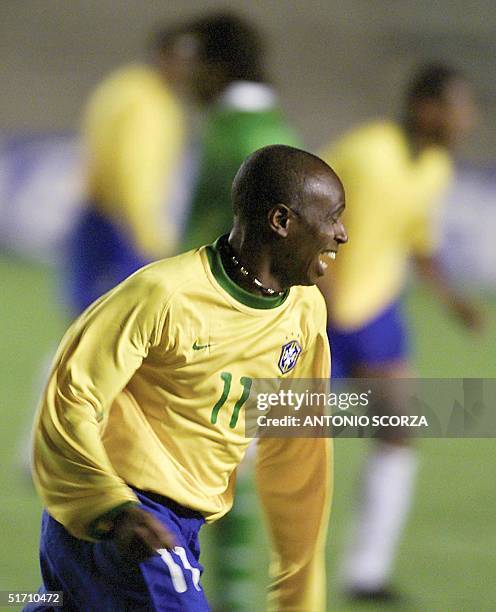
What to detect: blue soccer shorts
<box><xmin>66</xmin><ymin>205</ymin><xmax>150</xmax><ymax>315</ymax></box>
<box><xmin>26</xmin><ymin>490</ymin><xmax>210</xmax><ymax>611</ymax></box>
<box><xmin>327</xmin><ymin>300</ymin><xmax>409</xmax><ymax>379</ymax></box>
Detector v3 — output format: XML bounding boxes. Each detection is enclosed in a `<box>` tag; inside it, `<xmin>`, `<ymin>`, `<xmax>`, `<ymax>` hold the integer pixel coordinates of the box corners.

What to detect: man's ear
<box><xmin>268</xmin><ymin>204</ymin><xmax>291</xmax><ymax>237</ymax></box>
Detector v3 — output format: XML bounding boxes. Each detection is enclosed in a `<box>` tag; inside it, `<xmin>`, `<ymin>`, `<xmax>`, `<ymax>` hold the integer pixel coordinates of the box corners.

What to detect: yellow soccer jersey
<box><xmin>32</xmin><ymin>239</ymin><xmax>331</xmax><ymax>610</ymax></box>
<box><xmin>83</xmin><ymin>64</ymin><xmax>184</xmax><ymax>258</ymax></box>
<box><xmin>320</xmin><ymin>121</ymin><xmax>452</xmax><ymax>329</ymax></box>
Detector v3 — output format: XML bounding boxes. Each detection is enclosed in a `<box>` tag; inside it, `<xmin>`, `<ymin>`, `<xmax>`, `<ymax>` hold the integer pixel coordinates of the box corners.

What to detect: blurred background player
<box><xmin>318</xmin><ymin>63</ymin><xmax>481</xmax><ymax>602</ymax></box>
<box><xmin>67</xmin><ymin>26</ymin><xmax>193</xmax><ymax>315</ymax></box>
<box><xmin>181</xmin><ymin>13</ymin><xmax>300</xmax><ymax>251</ymax></box>
<box><xmin>175</xmin><ymin>13</ymin><xmax>301</xmax><ymax>611</ymax></box>
<box><xmin>17</xmin><ymin>24</ymin><xmax>198</xmax><ymax>476</ymax></box>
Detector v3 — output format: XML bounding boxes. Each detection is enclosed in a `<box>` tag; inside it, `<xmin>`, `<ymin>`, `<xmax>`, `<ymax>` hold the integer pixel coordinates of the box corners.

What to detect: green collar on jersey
<box><xmin>206</xmin><ymin>237</ymin><xmax>289</xmax><ymax>309</ymax></box>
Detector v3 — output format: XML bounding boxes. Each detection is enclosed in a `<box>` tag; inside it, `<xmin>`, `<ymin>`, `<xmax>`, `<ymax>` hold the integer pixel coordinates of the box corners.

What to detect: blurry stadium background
<box><xmin>1</xmin><ymin>2</ymin><xmax>495</xmax><ymax>610</ymax></box>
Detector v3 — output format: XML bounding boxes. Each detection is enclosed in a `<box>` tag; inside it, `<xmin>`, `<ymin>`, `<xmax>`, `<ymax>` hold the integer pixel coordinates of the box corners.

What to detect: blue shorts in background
<box><xmin>328</xmin><ymin>300</ymin><xmax>409</xmax><ymax>379</ymax></box>
<box><xmin>26</xmin><ymin>490</ymin><xmax>210</xmax><ymax>611</ymax></box>
<box><xmin>66</xmin><ymin>206</ymin><xmax>150</xmax><ymax>315</ymax></box>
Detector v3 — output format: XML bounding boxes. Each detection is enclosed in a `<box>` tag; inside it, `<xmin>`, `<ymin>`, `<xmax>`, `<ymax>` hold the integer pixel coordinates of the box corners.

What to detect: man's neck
<box><xmin>404</xmin><ymin>122</ymin><xmax>448</xmax><ymax>157</ymax></box>
<box><xmin>222</xmin><ymin>233</ymin><xmax>286</xmax><ymax>296</ymax></box>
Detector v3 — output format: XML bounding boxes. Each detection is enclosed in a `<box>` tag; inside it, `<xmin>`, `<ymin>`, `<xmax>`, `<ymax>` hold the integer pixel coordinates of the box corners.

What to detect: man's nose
<box><xmin>334</xmin><ymin>220</ymin><xmax>348</xmax><ymax>244</ymax></box>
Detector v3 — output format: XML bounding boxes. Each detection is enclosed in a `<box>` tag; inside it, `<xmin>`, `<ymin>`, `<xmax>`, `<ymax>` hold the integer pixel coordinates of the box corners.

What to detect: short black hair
<box><xmin>186</xmin><ymin>12</ymin><xmax>265</xmax><ymax>83</ymax></box>
<box><xmin>405</xmin><ymin>63</ymin><xmax>465</xmax><ymax>107</ymax></box>
<box><xmin>232</xmin><ymin>144</ymin><xmax>336</xmax><ymax>224</ymax></box>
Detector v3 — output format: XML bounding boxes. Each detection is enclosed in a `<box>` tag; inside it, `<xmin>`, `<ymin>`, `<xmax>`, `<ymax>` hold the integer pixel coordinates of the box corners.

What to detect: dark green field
<box><xmin>1</xmin><ymin>255</ymin><xmax>495</xmax><ymax>611</ymax></box>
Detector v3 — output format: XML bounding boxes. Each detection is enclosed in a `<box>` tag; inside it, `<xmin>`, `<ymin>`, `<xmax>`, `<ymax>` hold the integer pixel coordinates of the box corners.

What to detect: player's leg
<box><xmin>209</xmin><ymin>445</ymin><xmax>259</xmax><ymax>612</ymax></box>
<box><xmin>338</xmin><ymin>301</ymin><xmax>416</xmax><ymax>600</ymax></box>
<box><xmin>342</xmin><ymin>362</ymin><xmax>417</xmax><ymax>601</ymax></box>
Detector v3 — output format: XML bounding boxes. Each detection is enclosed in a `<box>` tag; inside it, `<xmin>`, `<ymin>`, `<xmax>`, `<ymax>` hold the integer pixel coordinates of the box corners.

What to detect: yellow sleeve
<box><xmin>32</xmin><ymin>272</ymin><xmax>168</xmax><ymax>541</ymax></box>
<box><xmin>112</xmin><ymin>99</ymin><xmax>183</xmax><ymax>259</ymax></box>
<box><xmin>255</xmin><ymin>303</ymin><xmax>332</xmax><ymax>611</ymax></box>
<box><xmin>256</xmin><ymin>437</ymin><xmax>332</xmax><ymax>612</ymax></box>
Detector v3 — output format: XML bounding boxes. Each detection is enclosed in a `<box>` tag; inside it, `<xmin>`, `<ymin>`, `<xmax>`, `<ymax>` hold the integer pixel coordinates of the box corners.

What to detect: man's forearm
<box><xmin>414</xmin><ymin>254</ymin><xmax>482</xmax><ymax>329</ymax></box>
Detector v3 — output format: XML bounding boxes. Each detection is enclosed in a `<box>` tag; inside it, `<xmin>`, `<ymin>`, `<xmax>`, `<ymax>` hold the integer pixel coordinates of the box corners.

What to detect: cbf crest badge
<box><xmin>278</xmin><ymin>340</ymin><xmax>302</xmax><ymax>374</ymax></box>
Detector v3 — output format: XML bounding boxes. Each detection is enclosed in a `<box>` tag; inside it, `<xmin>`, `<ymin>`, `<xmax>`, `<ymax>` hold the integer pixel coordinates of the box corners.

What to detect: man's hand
<box><xmin>112</xmin><ymin>506</ymin><xmax>175</xmax><ymax>564</ymax></box>
<box><xmin>414</xmin><ymin>255</ymin><xmax>484</xmax><ymax>332</ymax></box>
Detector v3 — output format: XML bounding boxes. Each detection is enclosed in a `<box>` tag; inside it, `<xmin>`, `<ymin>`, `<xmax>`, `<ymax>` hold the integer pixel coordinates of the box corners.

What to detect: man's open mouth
<box><xmin>321</xmin><ymin>249</ymin><xmax>337</xmax><ymax>260</ymax></box>
<box><xmin>318</xmin><ymin>250</ymin><xmax>337</xmax><ymax>271</ymax></box>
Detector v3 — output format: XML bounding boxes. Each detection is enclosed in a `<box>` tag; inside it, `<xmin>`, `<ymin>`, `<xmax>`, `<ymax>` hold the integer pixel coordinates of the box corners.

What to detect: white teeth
<box><xmin>320</xmin><ymin>251</ymin><xmax>336</xmax><ymax>267</ymax></box>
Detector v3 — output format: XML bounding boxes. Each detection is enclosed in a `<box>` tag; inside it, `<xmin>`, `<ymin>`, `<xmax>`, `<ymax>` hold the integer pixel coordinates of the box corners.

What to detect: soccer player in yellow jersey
<box><xmin>319</xmin><ymin>64</ymin><xmax>480</xmax><ymax>602</ymax></box>
<box><xmin>29</xmin><ymin>145</ymin><xmax>348</xmax><ymax>611</ymax></box>
<box><xmin>66</xmin><ymin>26</ymin><xmax>194</xmax><ymax>314</ymax></box>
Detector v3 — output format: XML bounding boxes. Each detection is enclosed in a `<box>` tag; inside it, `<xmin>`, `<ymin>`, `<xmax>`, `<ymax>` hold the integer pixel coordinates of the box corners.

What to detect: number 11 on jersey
<box><xmin>210</xmin><ymin>372</ymin><xmax>252</xmax><ymax>428</ymax></box>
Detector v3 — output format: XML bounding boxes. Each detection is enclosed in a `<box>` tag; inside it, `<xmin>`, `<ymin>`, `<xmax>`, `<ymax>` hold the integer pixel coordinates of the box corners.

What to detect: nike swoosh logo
<box><xmin>192</xmin><ymin>340</ymin><xmax>212</xmax><ymax>351</ymax></box>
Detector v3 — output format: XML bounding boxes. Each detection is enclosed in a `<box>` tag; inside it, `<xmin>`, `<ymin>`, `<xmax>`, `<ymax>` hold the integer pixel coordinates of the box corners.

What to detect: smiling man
<box><xmin>29</xmin><ymin>144</ymin><xmax>347</xmax><ymax>612</ymax></box>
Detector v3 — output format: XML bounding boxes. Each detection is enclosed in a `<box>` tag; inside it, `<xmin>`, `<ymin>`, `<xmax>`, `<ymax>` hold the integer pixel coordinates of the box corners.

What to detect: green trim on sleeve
<box><xmin>206</xmin><ymin>237</ymin><xmax>289</xmax><ymax>310</ymax></box>
<box><xmin>87</xmin><ymin>501</ymin><xmax>139</xmax><ymax>540</ymax></box>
